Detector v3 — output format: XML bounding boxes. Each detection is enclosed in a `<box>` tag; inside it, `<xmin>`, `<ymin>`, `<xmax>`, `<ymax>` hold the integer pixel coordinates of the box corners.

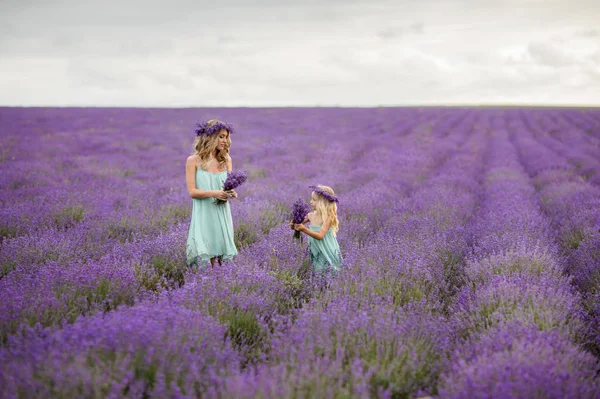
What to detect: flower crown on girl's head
<box><xmin>309</xmin><ymin>185</ymin><xmax>339</xmax><ymax>204</ymax></box>
<box><xmin>194</xmin><ymin>120</ymin><xmax>235</xmax><ymax>137</ymax></box>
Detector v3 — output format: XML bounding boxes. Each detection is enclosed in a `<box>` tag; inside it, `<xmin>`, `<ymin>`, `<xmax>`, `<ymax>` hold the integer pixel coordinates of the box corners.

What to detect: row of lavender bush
<box><xmin>1</xmin><ymin>107</ymin><xmax>599</xmax><ymax>398</ymax></box>
<box><xmin>439</xmin><ymin>125</ymin><xmax>597</xmax><ymax>398</ymax></box>
<box><xmin>510</xmin><ymin>113</ymin><xmax>600</xmax><ymax>358</ymax></box>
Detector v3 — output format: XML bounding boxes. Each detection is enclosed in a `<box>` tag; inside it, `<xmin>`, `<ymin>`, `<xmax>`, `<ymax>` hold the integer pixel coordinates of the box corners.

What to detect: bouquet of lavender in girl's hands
<box><xmin>215</xmin><ymin>170</ymin><xmax>248</xmax><ymax>205</ymax></box>
<box><xmin>291</xmin><ymin>197</ymin><xmax>310</xmax><ymax>239</ymax></box>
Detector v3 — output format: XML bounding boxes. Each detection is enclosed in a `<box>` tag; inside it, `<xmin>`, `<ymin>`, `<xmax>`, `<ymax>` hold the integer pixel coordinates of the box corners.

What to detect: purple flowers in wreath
<box><xmin>309</xmin><ymin>185</ymin><xmax>339</xmax><ymax>203</ymax></box>
<box><xmin>195</xmin><ymin>121</ymin><xmax>235</xmax><ymax>137</ymax></box>
<box><xmin>291</xmin><ymin>198</ymin><xmax>310</xmax><ymax>239</ymax></box>
<box><xmin>215</xmin><ymin>170</ymin><xmax>248</xmax><ymax>206</ymax></box>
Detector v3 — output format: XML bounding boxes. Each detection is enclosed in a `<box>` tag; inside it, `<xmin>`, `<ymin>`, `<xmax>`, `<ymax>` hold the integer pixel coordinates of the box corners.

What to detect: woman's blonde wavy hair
<box><xmin>192</xmin><ymin>119</ymin><xmax>232</xmax><ymax>170</ymax></box>
<box><xmin>311</xmin><ymin>185</ymin><xmax>339</xmax><ymax>236</ymax></box>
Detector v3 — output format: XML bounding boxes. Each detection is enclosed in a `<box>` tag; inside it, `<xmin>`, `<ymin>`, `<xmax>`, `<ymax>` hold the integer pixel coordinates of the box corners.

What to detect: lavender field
<box><xmin>1</xmin><ymin>106</ymin><xmax>600</xmax><ymax>398</ymax></box>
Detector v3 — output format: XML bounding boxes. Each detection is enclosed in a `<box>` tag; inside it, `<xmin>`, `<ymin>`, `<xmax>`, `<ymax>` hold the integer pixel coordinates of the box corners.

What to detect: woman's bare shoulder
<box><xmin>187</xmin><ymin>155</ymin><xmax>199</xmax><ymax>165</ymax></box>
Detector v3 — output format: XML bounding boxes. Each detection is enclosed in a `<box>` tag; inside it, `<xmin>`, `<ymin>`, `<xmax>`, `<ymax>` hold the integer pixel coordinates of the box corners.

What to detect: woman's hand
<box><xmin>289</xmin><ymin>220</ymin><xmax>295</xmax><ymax>230</ymax></box>
<box><xmin>225</xmin><ymin>189</ymin><xmax>238</xmax><ymax>198</ymax></box>
<box><xmin>213</xmin><ymin>190</ymin><xmax>229</xmax><ymax>201</ymax></box>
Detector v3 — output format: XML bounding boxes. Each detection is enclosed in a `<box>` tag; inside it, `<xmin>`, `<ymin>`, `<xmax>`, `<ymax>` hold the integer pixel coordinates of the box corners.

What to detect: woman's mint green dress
<box><xmin>308</xmin><ymin>224</ymin><xmax>342</xmax><ymax>274</ymax></box>
<box><xmin>186</xmin><ymin>168</ymin><xmax>238</xmax><ymax>266</ymax></box>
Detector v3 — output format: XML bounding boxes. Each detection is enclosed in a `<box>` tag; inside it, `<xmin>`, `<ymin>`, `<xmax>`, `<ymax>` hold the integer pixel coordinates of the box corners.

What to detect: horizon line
<box><xmin>1</xmin><ymin>103</ymin><xmax>600</xmax><ymax>109</ymax></box>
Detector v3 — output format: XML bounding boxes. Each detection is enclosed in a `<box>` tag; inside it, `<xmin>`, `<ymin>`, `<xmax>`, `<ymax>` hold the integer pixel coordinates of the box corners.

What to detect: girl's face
<box><xmin>310</xmin><ymin>193</ymin><xmax>317</xmax><ymax>210</ymax></box>
<box><xmin>216</xmin><ymin>130</ymin><xmax>229</xmax><ymax>151</ymax></box>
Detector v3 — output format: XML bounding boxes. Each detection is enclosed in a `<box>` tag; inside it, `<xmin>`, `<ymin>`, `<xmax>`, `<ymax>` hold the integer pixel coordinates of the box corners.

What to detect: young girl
<box><xmin>291</xmin><ymin>185</ymin><xmax>342</xmax><ymax>275</ymax></box>
<box><xmin>185</xmin><ymin>119</ymin><xmax>238</xmax><ymax>267</ymax></box>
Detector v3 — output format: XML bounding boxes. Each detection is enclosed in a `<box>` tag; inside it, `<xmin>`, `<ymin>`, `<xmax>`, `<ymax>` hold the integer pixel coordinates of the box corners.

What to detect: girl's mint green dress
<box><xmin>308</xmin><ymin>224</ymin><xmax>342</xmax><ymax>274</ymax></box>
<box><xmin>186</xmin><ymin>168</ymin><xmax>238</xmax><ymax>266</ymax></box>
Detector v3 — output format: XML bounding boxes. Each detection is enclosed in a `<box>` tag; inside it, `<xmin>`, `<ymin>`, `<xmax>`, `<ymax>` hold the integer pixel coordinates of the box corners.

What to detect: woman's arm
<box><xmin>224</xmin><ymin>155</ymin><xmax>239</xmax><ymax>198</ymax></box>
<box><xmin>186</xmin><ymin>156</ymin><xmax>228</xmax><ymax>200</ymax></box>
<box><xmin>295</xmin><ymin>217</ymin><xmax>331</xmax><ymax>240</ymax></box>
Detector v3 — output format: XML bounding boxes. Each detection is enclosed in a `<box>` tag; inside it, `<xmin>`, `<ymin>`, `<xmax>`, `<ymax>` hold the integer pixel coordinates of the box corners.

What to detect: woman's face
<box><xmin>216</xmin><ymin>130</ymin><xmax>229</xmax><ymax>151</ymax></box>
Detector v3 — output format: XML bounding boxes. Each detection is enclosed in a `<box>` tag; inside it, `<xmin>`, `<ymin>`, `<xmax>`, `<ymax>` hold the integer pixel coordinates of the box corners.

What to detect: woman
<box><xmin>185</xmin><ymin>119</ymin><xmax>238</xmax><ymax>267</ymax></box>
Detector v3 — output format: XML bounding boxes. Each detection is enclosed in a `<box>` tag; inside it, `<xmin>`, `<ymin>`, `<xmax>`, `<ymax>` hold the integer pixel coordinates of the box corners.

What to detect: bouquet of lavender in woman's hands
<box><xmin>291</xmin><ymin>197</ymin><xmax>310</xmax><ymax>239</ymax></box>
<box><xmin>215</xmin><ymin>170</ymin><xmax>248</xmax><ymax>205</ymax></box>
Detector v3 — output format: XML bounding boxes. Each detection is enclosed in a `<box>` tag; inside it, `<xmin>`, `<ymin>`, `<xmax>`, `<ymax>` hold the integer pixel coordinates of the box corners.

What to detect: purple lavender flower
<box><xmin>3</xmin><ymin>107</ymin><xmax>600</xmax><ymax>397</ymax></box>
<box><xmin>216</xmin><ymin>170</ymin><xmax>248</xmax><ymax>205</ymax></box>
<box><xmin>309</xmin><ymin>185</ymin><xmax>339</xmax><ymax>203</ymax></box>
<box><xmin>194</xmin><ymin>120</ymin><xmax>235</xmax><ymax>137</ymax></box>
<box><xmin>439</xmin><ymin>323</ymin><xmax>600</xmax><ymax>398</ymax></box>
<box><xmin>291</xmin><ymin>198</ymin><xmax>310</xmax><ymax>239</ymax></box>
<box><xmin>223</xmin><ymin>170</ymin><xmax>248</xmax><ymax>191</ymax></box>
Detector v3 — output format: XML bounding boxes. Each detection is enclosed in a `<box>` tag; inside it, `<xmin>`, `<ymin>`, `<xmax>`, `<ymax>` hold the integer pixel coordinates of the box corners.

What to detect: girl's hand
<box><xmin>225</xmin><ymin>189</ymin><xmax>238</xmax><ymax>198</ymax></box>
<box><xmin>213</xmin><ymin>190</ymin><xmax>229</xmax><ymax>201</ymax></box>
<box><xmin>294</xmin><ymin>223</ymin><xmax>305</xmax><ymax>232</ymax></box>
<box><xmin>289</xmin><ymin>220</ymin><xmax>295</xmax><ymax>230</ymax></box>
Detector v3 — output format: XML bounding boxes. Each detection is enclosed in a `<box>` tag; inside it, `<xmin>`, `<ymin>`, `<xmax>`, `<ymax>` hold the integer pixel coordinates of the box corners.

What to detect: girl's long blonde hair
<box><xmin>192</xmin><ymin>119</ymin><xmax>232</xmax><ymax>170</ymax></box>
<box><xmin>312</xmin><ymin>185</ymin><xmax>339</xmax><ymax>236</ymax></box>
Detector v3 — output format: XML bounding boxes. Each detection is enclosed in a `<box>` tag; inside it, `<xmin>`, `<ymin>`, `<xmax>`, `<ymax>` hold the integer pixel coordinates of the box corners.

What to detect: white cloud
<box><xmin>1</xmin><ymin>0</ymin><xmax>599</xmax><ymax>106</ymax></box>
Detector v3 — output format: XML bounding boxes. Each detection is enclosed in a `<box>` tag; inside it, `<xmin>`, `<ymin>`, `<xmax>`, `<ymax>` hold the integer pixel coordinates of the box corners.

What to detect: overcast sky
<box><xmin>1</xmin><ymin>0</ymin><xmax>599</xmax><ymax>107</ymax></box>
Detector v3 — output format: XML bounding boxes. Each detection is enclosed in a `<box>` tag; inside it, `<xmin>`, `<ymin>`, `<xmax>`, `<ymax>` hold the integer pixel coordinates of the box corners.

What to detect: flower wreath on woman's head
<box><xmin>194</xmin><ymin>121</ymin><xmax>235</xmax><ymax>137</ymax></box>
<box><xmin>309</xmin><ymin>185</ymin><xmax>339</xmax><ymax>204</ymax></box>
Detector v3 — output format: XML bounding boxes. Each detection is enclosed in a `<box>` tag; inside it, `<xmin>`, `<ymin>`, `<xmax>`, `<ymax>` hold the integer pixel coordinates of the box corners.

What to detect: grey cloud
<box><xmin>377</xmin><ymin>21</ymin><xmax>424</xmax><ymax>40</ymax></box>
<box><xmin>147</xmin><ymin>73</ymin><xmax>194</xmax><ymax>91</ymax></box>
<box><xmin>67</xmin><ymin>59</ymin><xmax>141</xmax><ymax>91</ymax></box>
<box><xmin>577</xmin><ymin>29</ymin><xmax>599</xmax><ymax>37</ymax></box>
<box><xmin>218</xmin><ymin>36</ymin><xmax>236</xmax><ymax>44</ymax></box>
<box><xmin>526</xmin><ymin>42</ymin><xmax>577</xmax><ymax>68</ymax></box>
<box><xmin>410</xmin><ymin>22</ymin><xmax>424</xmax><ymax>34</ymax></box>
<box><xmin>377</xmin><ymin>28</ymin><xmax>404</xmax><ymax>40</ymax></box>
<box><xmin>80</xmin><ymin>59</ymin><xmax>197</xmax><ymax>92</ymax></box>
<box><xmin>1</xmin><ymin>27</ymin><xmax>178</xmax><ymax>58</ymax></box>
<box><xmin>116</xmin><ymin>39</ymin><xmax>176</xmax><ymax>57</ymax></box>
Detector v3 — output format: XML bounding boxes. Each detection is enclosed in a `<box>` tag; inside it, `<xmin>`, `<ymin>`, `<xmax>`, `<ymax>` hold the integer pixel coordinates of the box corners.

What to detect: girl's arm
<box><xmin>290</xmin><ymin>213</ymin><xmax>311</xmax><ymax>230</ymax></box>
<box><xmin>186</xmin><ymin>156</ymin><xmax>229</xmax><ymax>200</ymax></box>
<box><xmin>295</xmin><ymin>217</ymin><xmax>331</xmax><ymax>241</ymax></box>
